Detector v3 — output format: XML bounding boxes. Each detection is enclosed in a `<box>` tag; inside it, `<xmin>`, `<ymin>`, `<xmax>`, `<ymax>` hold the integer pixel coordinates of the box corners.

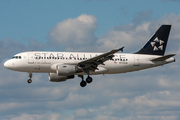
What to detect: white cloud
<box><xmin>8</xmin><ymin>113</ymin><xmax>74</xmax><ymax>120</ymax></box>
<box><xmin>97</xmin><ymin>22</ymin><xmax>151</xmax><ymax>52</ymax></box>
<box><xmin>49</xmin><ymin>14</ymin><xmax>97</xmax><ymax>50</ymax></box>
<box><xmin>96</xmin><ymin>13</ymin><xmax>180</xmax><ymax>53</ymax></box>
<box><xmin>49</xmin><ymin>13</ymin><xmax>180</xmax><ymax>54</ymax></box>
<box><xmin>0</xmin><ymin>38</ymin><xmax>47</xmax><ymax>60</ymax></box>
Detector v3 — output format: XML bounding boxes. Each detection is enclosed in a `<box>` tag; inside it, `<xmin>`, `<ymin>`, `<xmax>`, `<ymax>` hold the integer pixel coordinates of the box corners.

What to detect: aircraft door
<box><xmin>134</xmin><ymin>55</ymin><xmax>139</xmax><ymax>66</ymax></box>
<box><xmin>28</xmin><ymin>53</ymin><xmax>34</xmax><ymax>64</ymax></box>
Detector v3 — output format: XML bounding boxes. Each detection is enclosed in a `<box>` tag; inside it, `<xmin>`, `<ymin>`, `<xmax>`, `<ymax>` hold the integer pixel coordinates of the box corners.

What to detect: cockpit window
<box><xmin>12</xmin><ymin>56</ymin><xmax>22</xmax><ymax>59</ymax></box>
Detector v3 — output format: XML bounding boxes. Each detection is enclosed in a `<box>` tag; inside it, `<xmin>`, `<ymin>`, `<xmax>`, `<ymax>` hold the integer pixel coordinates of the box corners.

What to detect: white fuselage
<box><xmin>4</xmin><ymin>51</ymin><xmax>175</xmax><ymax>75</ymax></box>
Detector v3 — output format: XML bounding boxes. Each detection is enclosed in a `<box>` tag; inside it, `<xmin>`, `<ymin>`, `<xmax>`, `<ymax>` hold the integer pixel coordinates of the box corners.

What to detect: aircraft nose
<box><xmin>4</xmin><ymin>60</ymin><xmax>11</xmax><ymax>69</ymax></box>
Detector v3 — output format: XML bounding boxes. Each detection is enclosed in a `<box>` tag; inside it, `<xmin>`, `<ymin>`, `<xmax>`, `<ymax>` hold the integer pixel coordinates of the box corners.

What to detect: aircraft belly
<box><xmin>104</xmin><ymin>60</ymin><xmax>135</xmax><ymax>74</ymax></box>
<box><xmin>18</xmin><ymin>63</ymin><xmax>52</xmax><ymax>73</ymax></box>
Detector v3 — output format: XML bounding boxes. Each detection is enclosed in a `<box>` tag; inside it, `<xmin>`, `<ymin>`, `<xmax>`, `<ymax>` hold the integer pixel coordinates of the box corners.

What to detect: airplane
<box><xmin>4</xmin><ymin>25</ymin><xmax>176</xmax><ymax>87</ymax></box>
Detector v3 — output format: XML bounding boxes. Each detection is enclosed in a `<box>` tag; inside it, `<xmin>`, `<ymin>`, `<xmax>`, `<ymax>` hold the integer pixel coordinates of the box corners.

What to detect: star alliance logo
<box><xmin>151</xmin><ymin>37</ymin><xmax>164</xmax><ymax>51</ymax></box>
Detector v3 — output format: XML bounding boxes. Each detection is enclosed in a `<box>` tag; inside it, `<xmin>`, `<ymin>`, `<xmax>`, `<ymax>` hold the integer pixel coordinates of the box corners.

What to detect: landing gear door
<box><xmin>28</xmin><ymin>53</ymin><xmax>34</xmax><ymax>64</ymax></box>
<box><xmin>134</xmin><ymin>55</ymin><xmax>139</xmax><ymax>66</ymax></box>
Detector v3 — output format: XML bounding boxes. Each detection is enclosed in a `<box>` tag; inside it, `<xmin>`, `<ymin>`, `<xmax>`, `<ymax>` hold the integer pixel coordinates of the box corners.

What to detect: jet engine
<box><xmin>56</xmin><ymin>64</ymin><xmax>82</xmax><ymax>76</ymax></box>
<box><xmin>49</xmin><ymin>73</ymin><xmax>74</xmax><ymax>82</ymax></box>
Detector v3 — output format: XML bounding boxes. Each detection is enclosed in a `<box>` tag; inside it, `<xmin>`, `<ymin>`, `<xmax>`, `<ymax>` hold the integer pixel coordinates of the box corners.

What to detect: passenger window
<box><xmin>19</xmin><ymin>56</ymin><xmax>21</xmax><ymax>59</ymax></box>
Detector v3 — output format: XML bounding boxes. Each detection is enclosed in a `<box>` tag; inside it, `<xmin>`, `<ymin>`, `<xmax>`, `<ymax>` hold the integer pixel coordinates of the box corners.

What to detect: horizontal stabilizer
<box><xmin>151</xmin><ymin>54</ymin><xmax>176</xmax><ymax>61</ymax></box>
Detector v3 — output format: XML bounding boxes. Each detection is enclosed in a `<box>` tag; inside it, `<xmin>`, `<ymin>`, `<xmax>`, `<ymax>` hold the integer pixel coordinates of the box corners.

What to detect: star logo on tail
<box><xmin>151</xmin><ymin>37</ymin><xmax>164</xmax><ymax>51</ymax></box>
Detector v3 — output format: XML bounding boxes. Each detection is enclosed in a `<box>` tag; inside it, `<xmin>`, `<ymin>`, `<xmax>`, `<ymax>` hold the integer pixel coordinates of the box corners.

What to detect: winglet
<box><xmin>119</xmin><ymin>46</ymin><xmax>125</xmax><ymax>52</ymax></box>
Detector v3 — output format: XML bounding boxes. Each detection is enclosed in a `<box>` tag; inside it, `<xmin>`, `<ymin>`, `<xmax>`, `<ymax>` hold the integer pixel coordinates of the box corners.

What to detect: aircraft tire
<box><xmin>80</xmin><ymin>80</ymin><xmax>86</xmax><ymax>87</ymax></box>
<box><xmin>86</xmin><ymin>76</ymin><xmax>93</xmax><ymax>83</ymax></box>
<box><xmin>27</xmin><ymin>79</ymin><xmax>32</xmax><ymax>84</ymax></box>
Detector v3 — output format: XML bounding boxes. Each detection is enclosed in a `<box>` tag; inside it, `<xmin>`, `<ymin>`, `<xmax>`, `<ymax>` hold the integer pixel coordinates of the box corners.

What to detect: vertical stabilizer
<box><xmin>135</xmin><ymin>25</ymin><xmax>171</xmax><ymax>55</ymax></box>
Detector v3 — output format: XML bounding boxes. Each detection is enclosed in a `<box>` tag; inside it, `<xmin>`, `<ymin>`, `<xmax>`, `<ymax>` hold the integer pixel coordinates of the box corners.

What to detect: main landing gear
<box><xmin>27</xmin><ymin>72</ymin><xmax>32</xmax><ymax>84</ymax></box>
<box><xmin>78</xmin><ymin>75</ymin><xmax>93</xmax><ymax>87</ymax></box>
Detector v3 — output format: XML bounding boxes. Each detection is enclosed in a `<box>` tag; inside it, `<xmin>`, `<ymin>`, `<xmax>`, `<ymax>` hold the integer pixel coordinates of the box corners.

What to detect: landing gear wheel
<box><xmin>86</xmin><ymin>76</ymin><xmax>93</xmax><ymax>83</ymax></box>
<box><xmin>27</xmin><ymin>79</ymin><xmax>32</xmax><ymax>84</ymax></box>
<box><xmin>27</xmin><ymin>72</ymin><xmax>33</xmax><ymax>84</ymax></box>
<box><xmin>80</xmin><ymin>80</ymin><xmax>87</xmax><ymax>87</ymax></box>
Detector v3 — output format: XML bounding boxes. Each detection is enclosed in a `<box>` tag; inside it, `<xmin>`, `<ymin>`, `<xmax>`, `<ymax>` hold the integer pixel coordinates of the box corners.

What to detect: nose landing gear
<box><xmin>27</xmin><ymin>72</ymin><xmax>32</xmax><ymax>84</ymax></box>
<box><xmin>27</xmin><ymin>79</ymin><xmax>32</xmax><ymax>83</ymax></box>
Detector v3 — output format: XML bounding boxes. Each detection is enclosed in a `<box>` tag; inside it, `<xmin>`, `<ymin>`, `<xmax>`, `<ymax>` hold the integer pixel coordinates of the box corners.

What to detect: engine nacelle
<box><xmin>49</xmin><ymin>73</ymin><xmax>74</xmax><ymax>82</ymax></box>
<box><xmin>56</xmin><ymin>64</ymin><xmax>82</xmax><ymax>76</ymax></box>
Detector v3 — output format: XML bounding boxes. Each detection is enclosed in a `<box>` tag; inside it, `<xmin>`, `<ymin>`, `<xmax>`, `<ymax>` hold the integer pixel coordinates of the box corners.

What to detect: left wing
<box><xmin>77</xmin><ymin>47</ymin><xmax>124</xmax><ymax>71</ymax></box>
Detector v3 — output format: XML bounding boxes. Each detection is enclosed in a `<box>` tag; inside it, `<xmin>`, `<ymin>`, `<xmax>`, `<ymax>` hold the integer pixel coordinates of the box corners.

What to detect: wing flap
<box><xmin>78</xmin><ymin>47</ymin><xmax>124</xmax><ymax>70</ymax></box>
<box><xmin>79</xmin><ymin>47</ymin><xmax>124</xmax><ymax>65</ymax></box>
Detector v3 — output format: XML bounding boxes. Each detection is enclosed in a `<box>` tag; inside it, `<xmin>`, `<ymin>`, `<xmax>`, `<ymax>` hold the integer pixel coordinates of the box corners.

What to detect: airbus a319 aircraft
<box><xmin>4</xmin><ymin>25</ymin><xmax>176</xmax><ymax>87</ymax></box>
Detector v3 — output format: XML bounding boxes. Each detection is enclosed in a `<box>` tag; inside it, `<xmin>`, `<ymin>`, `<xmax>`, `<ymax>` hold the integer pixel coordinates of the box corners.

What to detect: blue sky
<box><xmin>1</xmin><ymin>0</ymin><xmax>180</xmax><ymax>120</ymax></box>
<box><xmin>1</xmin><ymin>0</ymin><xmax>180</xmax><ymax>44</ymax></box>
